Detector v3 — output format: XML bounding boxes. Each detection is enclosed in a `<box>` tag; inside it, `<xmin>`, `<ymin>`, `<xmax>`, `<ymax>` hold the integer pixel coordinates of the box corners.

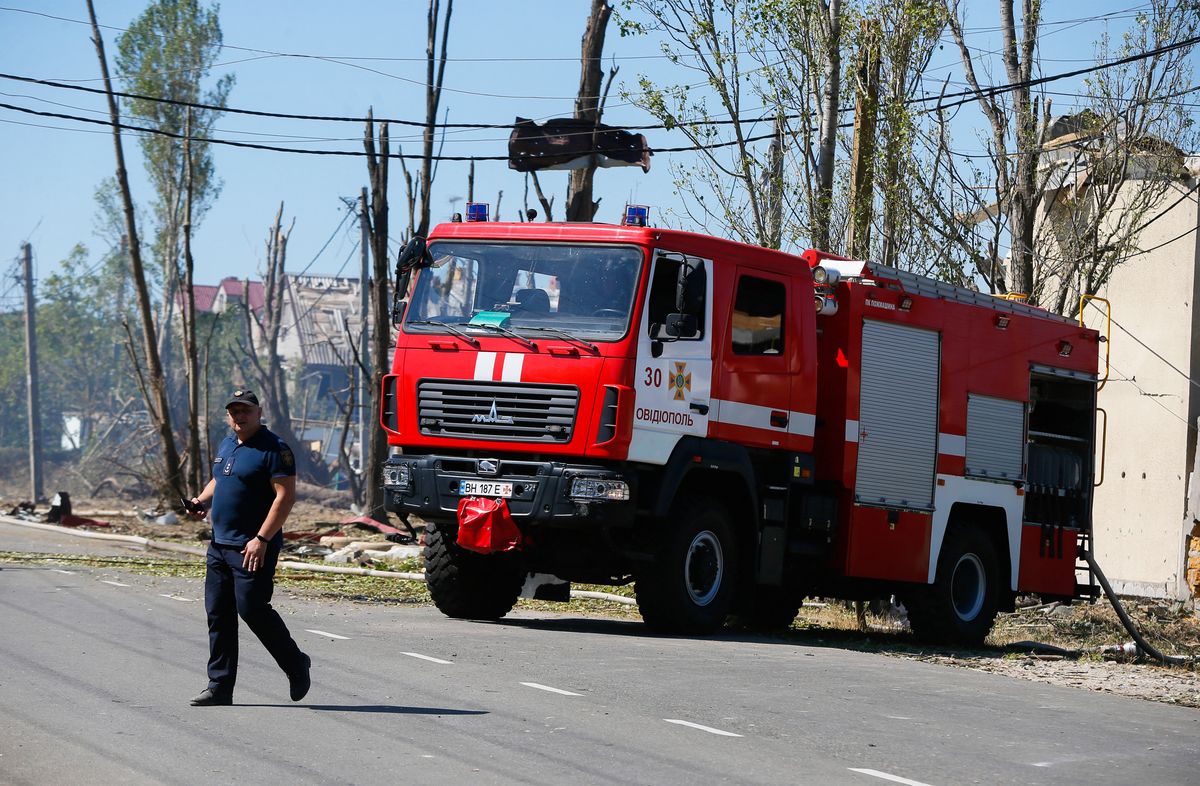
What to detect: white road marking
<box><xmin>520</xmin><ymin>682</ymin><xmax>582</xmax><ymax>697</ymax></box>
<box><xmin>663</xmin><ymin>719</ymin><xmax>743</xmax><ymax>737</ymax></box>
<box><xmin>401</xmin><ymin>651</ymin><xmax>452</xmax><ymax>665</ymax></box>
<box><xmin>158</xmin><ymin>594</ymin><xmax>196</xmax><ymax>602</ymax></box>
<box><xmin>100</xmin><ymin>580</ymin><xmax>130</xmax><ymax>587</ymax></box>
<box><xmin>305</xmin><ymin>629</ymin><xmax>350</xmax><ymax>640</ymax></box>
<box><xmin>848</xmin><ymin>768</ymin><xmax>934</xmax><ymax>786</ymax></box>
<box><xmin>51</xmin><ymin>569</ymin><xmax>75</xmax><ymax>575</ymax></box>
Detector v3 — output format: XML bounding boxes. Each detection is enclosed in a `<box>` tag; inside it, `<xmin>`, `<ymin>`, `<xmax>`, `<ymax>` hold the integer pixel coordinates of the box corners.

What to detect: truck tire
<box><xmin>906</xmin><ymin>527</ymin><xmax>1001</xmax><ymax>646</ymax></box>
<box><xmin>635</xmin><ymin>498</ymin><xmax>737</xmax><ymax>634</ymax></box>
<box><xmin>423</xmin><ymin>520</ymin><xmax>525</xmax><ymax>621</ymax></box>
<box><xmin>733</xmin><ymin>587</ymin><xmax>802</xmax><ymax>631</ymax></box>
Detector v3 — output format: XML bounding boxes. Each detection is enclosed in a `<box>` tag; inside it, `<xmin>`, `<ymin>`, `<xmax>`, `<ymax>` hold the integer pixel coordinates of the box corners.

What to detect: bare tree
<box><xmin>946</xmin><ymin>0</ymin><xmax>1046</xmax><ymax>299</ymax></box>
<box><xmin>1035</xmin><ymin>0</ymin><xmax>1200</xmax><ymax>314</ymax></box>
<box><xmin>566</xmin><ymin>0</ymin><xmax>615</xmax><ymax>222</ymax></box>
<box><xmin>874</xmin><ymin>0</ymin><xmax>945</xmax><ymax>267</ymax></box>
<box><xmin>86</xmin><ymin>0</ymin><xmax>184</xmax><ymax>499</ymax></box>
<box><xmin>922</xmin><ymin>0</ymin><xmax>1198</xmax><ymax>313</ymax></box>
<box><xmin>416</xmin><ymin>0</ymin><xmax>454</xmax><ymax>237</ymax></box>
<box><xmin>814</xmin><ymin>0</ymin><xmax>844</xmax><ymax>251</ymax></box>
<box><xmin>363</xmin><ymin>110</ymin><xmax>392</xmax><ymax>520</ymax></box>
<box><xmin>236</xmin><ymin>204</ymin><xmax>323</xmax><ymax>483</ymax></box>
<box><xmin>621</xmin><ymin>0</ymin><xmax>933</xmax><ymax>258</ymax></box>
<box><xmin>181</xmin><ymin>110</ymin><xmax>203</xmax><ymax>492</ymax></box>
<box><xmin>619</xmin><ymin>0</ymin><xmax>781</xmax><ymax>246</ymax></box>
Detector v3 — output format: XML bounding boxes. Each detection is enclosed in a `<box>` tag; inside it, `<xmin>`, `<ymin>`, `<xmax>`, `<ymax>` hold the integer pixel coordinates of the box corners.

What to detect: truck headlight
<box><xmin>568</xmin><ymin>477</ymin><xmax>630</xmax><ymax>502</ymax></box>
<box><xmin>383</xmin><ymin>463</ymin><xmax>413</xmax><ymax>492</ymax></box>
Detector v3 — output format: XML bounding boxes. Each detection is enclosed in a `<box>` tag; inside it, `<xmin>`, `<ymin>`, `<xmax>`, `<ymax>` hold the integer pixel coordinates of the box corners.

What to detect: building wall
<box><xmin>1084</xmin><ymin>186</ymin><xmax>1200</xmax><ymax>599</ymax></box>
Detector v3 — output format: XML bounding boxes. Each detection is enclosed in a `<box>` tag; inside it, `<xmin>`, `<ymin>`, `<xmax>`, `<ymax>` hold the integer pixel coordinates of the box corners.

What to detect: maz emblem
<box><xmin>477</xmin><ymin>459</ymin><xmax>499</xmax><ymax>475</ymax></box>
<box><xmin>472</xmin><ymin>399</ymin><xmax>515</xmax><ymax>425</ymax></box>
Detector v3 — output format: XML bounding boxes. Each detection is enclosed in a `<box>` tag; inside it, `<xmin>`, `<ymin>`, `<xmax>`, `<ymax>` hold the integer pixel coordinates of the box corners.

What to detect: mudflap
<box><xmin>456</xmin><ymin>497</ymin><xmax>522</xmax><ymax>554</ymax></box>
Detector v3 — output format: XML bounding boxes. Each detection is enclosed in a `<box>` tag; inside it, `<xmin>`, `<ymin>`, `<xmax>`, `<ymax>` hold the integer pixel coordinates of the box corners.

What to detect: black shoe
<box><xmin>289</xmin><ymin>653</ymin><xmax>311</xmax><ymax>702</ymax></box>
<box><xmin>190</xmin><ymin>687</ymin><xmax>232</xmax><ymax>706</ymax></box>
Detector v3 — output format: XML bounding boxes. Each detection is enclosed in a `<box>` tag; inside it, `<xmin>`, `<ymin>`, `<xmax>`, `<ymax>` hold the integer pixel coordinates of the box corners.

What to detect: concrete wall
<box><xmin>1082</xmin><ymin>184</ymin><xmax>1200</xmax><ymax>599</ymax></box>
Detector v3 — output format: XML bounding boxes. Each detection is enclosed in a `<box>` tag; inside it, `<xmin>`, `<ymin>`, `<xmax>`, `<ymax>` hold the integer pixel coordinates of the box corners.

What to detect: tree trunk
<box><xmin>1002</xmin><ymin>0</ymin><xmax>1040</xmax><ymax>299</ymax></box>
<box><xmin>364</xmin><ymin>111</ymin><xmax>392</xmax><ymax>521</ymax></box>
<box><xmin>86</xmin><ymin>0</ymin><xmax>183</xmax><ymax>500</ymax></box>
<box><xmin>814</xmin><ymin>0</ymin><xmax>843</xmax><ymax>251</ymax></box>
<box><xmin>239</xmin><ymin>204</ymin><xmax>323</xmax><ymax>484</ymax></box>
<box><xmin>845</xmin><ymin>20</ymin><xmax>880</xmax><ymax>260</ymax></box>
<box><xmin>566</xmin><ymin>0</ymin><xmax>613</xmax><ymax>222</ymax></box>
<box><xmin>182</xmin><ymin>110</ymin><xmax>203</xmax><ymax>493</ymax></box>
<box><xmin>417</xmin><ymin>0</ymin><xmax>454</xmax><ymax>237</ymax></box>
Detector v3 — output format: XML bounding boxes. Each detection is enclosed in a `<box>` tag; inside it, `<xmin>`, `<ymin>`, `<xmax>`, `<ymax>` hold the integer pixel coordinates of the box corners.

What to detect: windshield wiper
<box><xmin>473</xmin><ymin>322</ymin><xmax>538</xmax><ymax>351</ymax></box>
<box><xmin>518</xmin><ymin>326</ymin><xmax>599</xmax><ymax>354</ymax></box>
<box><xmin>406</xmin><ymin>319</ymin><xmax>481</xmax><ymax>348</ymax></box>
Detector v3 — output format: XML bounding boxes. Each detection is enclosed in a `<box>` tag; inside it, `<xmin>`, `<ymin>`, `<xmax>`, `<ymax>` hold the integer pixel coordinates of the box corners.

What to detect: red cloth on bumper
<box><xmin>455</xmin><ymin>497</ymin><xmax>522</xmax><ymax>554</ymax></box>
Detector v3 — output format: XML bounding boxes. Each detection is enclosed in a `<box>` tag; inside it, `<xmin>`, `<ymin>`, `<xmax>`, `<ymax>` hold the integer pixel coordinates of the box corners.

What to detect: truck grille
<box><xmin>417</xmin><ymin>379</ymin><xmax>579</xmax><ymax>442</ymax></box>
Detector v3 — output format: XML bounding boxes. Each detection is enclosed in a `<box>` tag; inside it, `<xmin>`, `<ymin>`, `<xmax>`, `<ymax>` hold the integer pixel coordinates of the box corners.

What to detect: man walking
<box><xmin>187</xmin><ymin>388</ymin><xmax>310</xmax><ymax>706</ymax></box>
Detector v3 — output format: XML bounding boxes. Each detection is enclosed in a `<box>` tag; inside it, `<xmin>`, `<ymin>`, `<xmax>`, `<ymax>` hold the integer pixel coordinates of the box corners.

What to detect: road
<box><xmin>1</xmin><ymin>519</ymin><xmax>1198</xmax><ymax>785</ymax></box>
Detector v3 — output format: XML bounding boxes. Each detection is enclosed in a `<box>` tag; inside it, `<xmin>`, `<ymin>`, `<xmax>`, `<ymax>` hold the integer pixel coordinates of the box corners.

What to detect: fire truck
<box><xmin>379</xmin><ymin>209</ymin><xmax>1101</xmax><ymax>643</ymax></box>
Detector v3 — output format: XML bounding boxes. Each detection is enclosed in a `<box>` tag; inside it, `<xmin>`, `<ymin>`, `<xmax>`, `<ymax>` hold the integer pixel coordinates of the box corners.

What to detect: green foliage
<box><xmin>0</xmin><ymin>243</ymin><xmax>133</xmax><ymax>451</ymax></box>
<box><xmin>0</xmin><ymin>312</ymin><xmax>28</xmax><ymax>448</ymax></box>
<box><xmin>115</xmin><ymin>0</ymin><xmax>233</xmax><ymax>282</ymax></box>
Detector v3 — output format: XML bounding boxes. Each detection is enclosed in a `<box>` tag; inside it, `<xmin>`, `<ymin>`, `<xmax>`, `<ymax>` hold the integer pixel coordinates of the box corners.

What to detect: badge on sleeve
<box><xmin>281</xmin><ymin>448</ymin><xmax>295</xmax><ymax>468</ymax></box>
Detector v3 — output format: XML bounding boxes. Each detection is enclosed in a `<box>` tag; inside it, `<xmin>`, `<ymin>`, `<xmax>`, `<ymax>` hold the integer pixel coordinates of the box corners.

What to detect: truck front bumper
<box><xmin>382</xmin><ymin>454</ymin><xmax>635</xmax><ymax>528</ymax></box>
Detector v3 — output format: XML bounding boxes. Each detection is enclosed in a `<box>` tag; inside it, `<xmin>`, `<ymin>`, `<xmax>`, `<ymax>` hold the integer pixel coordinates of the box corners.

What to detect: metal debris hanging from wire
<box><xmin>507</xmin><ymin>117</ymin><xmax>652</xmax><ymax>173</ymax></box>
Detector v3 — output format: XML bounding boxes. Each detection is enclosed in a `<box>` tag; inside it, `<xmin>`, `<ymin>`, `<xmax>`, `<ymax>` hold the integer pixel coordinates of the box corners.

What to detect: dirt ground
<box><xmin>3</xmin><ymin>490</ymin><xmax>1199</xmax><ymax>709</ymax></box>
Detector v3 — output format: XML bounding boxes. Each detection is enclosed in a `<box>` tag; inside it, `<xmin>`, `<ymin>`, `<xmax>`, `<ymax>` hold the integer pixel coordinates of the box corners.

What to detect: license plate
<box><xmin>459</xmin><ymin>480</ymin><xmax>514</xmax><ymax>498</ymax></box>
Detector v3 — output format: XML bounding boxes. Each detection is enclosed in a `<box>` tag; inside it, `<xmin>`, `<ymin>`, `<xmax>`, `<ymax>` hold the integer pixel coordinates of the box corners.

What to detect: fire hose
<box><xmin>1080</xmin><ymin>548</ymin><xmax>1195</xmax><ymax>666</ymax></box>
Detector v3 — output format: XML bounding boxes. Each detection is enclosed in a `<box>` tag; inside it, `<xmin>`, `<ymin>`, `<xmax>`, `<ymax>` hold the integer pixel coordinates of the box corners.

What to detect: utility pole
<box><xmin>358</xmin><ymin>187</ymin><xmax>371</xmax><ymax>479</ymax></box>
<box><xmin>21</xmin><ymin>242</ymin><xmax>44</xmax><ymax>502</ymax></box>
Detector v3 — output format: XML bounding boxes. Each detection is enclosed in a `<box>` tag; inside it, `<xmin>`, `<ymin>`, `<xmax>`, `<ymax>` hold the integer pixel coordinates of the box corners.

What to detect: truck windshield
<box><xmin>405</xmin><ymin>241</ymin><xmax>643</xmax><ymax>341</ymax></box>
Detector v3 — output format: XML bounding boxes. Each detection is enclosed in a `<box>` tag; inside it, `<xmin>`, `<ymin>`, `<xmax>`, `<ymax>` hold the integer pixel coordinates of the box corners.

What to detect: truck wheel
<box><xmin>635</xmin><ymin>499</ymin><xmax>737</xmax><ymax>634</ymax></box>
<box><xmin>423</xmin><ymin>520</ymin><xmax>525</xmax><ymax>621</ymax></box>
<box><xmin>733</xmin><ymin>587</ymin><xmax>802</xmax><ymax>631</ymax></box>
<box><xmin>907</xmin><ymin>527</ymin><xmax>1000</xmax><ymax>646</ymax></box>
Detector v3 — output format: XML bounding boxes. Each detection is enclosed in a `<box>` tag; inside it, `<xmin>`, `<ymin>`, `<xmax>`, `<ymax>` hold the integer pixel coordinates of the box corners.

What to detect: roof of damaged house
<box><xmin>174</xmin><ymin>283</ymin><xmax>220</xmax><ymax>316</ymax></box>
<box><xmin>216</xmin><ymin>277</ymin><xmax>266</xmax><ymax>313</ymax></box>
<box><xmin>278</xmin><ymin>273</ymin><xmax>363</xmax><ymax>368</ymax></box>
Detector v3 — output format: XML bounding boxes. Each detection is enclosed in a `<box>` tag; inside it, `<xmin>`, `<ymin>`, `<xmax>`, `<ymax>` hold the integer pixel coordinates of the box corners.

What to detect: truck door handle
<box><xmin>690</xmin><ymin>402</ymin><xmax>709</xmax><ymax>415</ymax></box>
<box><xmin>771</xmin><ymin>410</ymin><xmax>789</xmax><ymax>428</ymax></box>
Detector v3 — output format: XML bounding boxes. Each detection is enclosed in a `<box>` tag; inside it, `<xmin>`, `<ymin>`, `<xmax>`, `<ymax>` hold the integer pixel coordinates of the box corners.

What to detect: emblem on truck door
<box><xmin>472</xmin><ymin>399</ymin><xmax>515</xmax><ymax>425</ymax></box>
<box><xmin>669</xmin><ymin>361</ymin><xmax>692</xmax><ymax>401</ymax></box>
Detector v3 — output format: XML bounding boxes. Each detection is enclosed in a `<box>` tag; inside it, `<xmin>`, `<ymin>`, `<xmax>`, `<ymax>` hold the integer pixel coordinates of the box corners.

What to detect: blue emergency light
<box><xmin>465</xmin><ymin>202</ymin><xmax>489</xmax><ymax>222</ymax></box>
<box><xmin>623</xmin><ymin>204</ymin><xmax>650</xmax><ymax>227</ymax></box>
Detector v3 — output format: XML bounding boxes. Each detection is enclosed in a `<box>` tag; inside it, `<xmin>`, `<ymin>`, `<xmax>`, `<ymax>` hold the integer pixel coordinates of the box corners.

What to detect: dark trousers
<box><xmin>204</xmin><ymin>541</ymin><xmax>304</xmax><ymax>695</ymax></box>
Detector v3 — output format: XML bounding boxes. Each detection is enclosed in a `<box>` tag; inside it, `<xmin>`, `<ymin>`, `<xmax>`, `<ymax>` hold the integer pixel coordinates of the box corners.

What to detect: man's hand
<box><xmin>183</xmin><ymin>497</ymin><xmax>208</xmax><ymax>520</ymax></box>
<box><xmin>242</xmin><ymin>537</ymin><xmax>267</xmax><ymax>572</ymax></box>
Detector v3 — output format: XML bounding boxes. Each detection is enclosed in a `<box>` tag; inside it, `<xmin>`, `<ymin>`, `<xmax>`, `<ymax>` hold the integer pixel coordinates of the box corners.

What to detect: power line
<box><xmin>0</xmin><ymin>99</ymin><xmax>783</xmax><ymax>159</ymax></box>
<box><xmin>5</xmin><ymin>25</ymin><xmax>1198</xmax><ymax>133</ymax></box>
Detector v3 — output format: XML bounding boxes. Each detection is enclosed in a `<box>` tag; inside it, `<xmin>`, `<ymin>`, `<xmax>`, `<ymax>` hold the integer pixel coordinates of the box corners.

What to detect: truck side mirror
<box><xmin>676</xmin><ymin>260</ymin><xmax>706</xmax><ymax>309</ymax></box>
<box><xmin>393</xmin><ymin>236</ymin><xmax>430</xmax><ymax>326</ymax></box>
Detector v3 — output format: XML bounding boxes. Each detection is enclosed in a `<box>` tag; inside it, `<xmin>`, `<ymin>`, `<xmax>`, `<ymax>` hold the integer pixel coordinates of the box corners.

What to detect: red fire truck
<box><xmin>380</xmin><ymin>211</ymin><xmax>1100</xmax><ymax>643</ymax></box>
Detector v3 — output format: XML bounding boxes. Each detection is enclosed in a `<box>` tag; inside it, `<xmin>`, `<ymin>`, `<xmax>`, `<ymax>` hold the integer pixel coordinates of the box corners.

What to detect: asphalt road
<box><xmin>2</xmin><ymin>519</ymin><xmax>1198</xmax><ymax>786</ymax></box>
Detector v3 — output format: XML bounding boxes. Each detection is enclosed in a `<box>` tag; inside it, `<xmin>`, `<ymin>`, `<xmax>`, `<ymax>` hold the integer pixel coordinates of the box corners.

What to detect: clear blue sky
<box><xmin>0</xmin><ymin>1</ymin><xmax>1176</xmax><ymax>304</ymax></box>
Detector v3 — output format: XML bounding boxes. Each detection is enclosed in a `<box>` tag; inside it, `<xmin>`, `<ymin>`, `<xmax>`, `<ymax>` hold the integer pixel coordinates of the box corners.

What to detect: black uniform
<box><xmin>203</xmin><ymin>426</ymin><xmax>305</xmax><ymax>698</ymax></box>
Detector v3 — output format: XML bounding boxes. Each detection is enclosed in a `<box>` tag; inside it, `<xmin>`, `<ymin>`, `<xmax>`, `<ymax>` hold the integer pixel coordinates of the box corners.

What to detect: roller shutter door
<box><xmin>966</xmin><ymin>394</ymin><xmax>1025</xmax><ymax>480</ymax></box>
<box><xmin>855</xmin><ymin>320</ymin><xmax>940</xmax><ymax>509</ymax></box>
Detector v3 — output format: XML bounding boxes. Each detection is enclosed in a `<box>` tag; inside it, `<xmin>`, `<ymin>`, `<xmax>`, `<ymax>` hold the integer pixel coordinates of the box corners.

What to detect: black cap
<box><xmin>225</xmin><ymin>389</ymin><xmax>260</xmax><ymax>409</ymax></box>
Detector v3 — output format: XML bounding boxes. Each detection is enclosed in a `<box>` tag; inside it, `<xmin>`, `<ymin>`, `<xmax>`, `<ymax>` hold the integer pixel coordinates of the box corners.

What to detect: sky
<box><xmin>0</xmin><ymin>0</ymin><xmax>1184</xmax><ymax>307</ymax></box>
